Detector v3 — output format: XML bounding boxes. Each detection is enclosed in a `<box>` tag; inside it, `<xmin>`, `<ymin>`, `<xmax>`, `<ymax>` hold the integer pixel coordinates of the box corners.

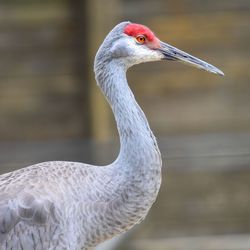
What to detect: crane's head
<box><xmin>95</xmin><ymin>21</ymin><xmax>224</xmax><ymax>76</ymax></box>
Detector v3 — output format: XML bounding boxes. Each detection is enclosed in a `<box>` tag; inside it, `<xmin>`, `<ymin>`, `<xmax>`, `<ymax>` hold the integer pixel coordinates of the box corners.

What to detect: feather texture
<box><xmin>0</xmin><ymin>22</ymin><xmax>162</xmax><ymax>250</ymax></box>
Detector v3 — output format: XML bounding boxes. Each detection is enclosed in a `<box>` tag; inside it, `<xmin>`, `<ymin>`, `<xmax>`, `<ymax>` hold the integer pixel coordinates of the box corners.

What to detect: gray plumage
<box><xmin>0</xmin><ymin>21</ymin><xmax>223</xmax><ymax>250</ymax></box>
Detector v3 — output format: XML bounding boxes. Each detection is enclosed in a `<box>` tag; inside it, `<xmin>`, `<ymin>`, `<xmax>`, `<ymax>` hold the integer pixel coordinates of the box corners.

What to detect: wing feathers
<box><xmin>0</xmin><ymin>192</ymin><xmax>58</xmax><ymax>243</ymax></box>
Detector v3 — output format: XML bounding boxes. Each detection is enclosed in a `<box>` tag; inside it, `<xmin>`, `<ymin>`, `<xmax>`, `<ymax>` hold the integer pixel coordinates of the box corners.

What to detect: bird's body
<box><xmin>0</xmin><ymin>21</ymin><xmax>223</xmax><ymax>249</ymax></box>
<box><xmin>0</xmin><ymin>159</ymin><xmax>160</xmax><ymax>249</ymax></box>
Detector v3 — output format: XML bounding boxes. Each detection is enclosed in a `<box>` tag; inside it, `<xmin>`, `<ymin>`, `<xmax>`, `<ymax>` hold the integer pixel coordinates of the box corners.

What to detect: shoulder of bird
<box><xmin>0</xmin><ymin>161</ymin><xmax>101</xmax><ymax>242</ymax></box>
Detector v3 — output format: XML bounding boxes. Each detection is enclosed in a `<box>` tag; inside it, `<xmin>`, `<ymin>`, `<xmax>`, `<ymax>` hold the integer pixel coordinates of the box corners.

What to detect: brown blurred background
<box><xmin>0</xmin><ymin>0</ymin><xmax>250</xmax><ymax>249</ymax></box>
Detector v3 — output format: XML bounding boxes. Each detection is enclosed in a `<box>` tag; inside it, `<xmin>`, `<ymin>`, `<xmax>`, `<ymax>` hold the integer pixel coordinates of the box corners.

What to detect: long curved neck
<box><xmin>90</xmin><ymin>58</ymin><xmax>162</xmax><ymax>244</ymax></box>
<box><xmin>95</xmin><ymin>61</ymin><xmax>161</xmax><ymax>167</ymax></box>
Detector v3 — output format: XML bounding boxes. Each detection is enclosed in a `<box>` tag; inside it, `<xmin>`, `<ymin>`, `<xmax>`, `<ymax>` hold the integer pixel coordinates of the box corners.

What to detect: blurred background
<box><xmin>0</xmin><ymin>0</ymin><xmax>250</xmax><ymax>249</ymax></box>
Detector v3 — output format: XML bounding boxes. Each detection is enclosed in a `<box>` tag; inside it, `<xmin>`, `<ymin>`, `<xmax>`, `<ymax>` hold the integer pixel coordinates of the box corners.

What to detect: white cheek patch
<box><xmin>110</xmin><ymin>36</ymin><xmax>162</xmax><ymax>65</ymax></box>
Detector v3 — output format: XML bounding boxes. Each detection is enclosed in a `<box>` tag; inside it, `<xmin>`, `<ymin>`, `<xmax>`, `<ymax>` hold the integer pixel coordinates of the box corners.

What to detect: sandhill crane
<box><xmin>0</xmin><ymin>21</ymin><xmax>223</xmax><ymax>250</ymax></box>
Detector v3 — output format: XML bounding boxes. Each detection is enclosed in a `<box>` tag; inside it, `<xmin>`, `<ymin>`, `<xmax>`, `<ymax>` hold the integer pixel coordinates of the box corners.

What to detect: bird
<box><xmin>0</xmin><ymin>21</ymin><xmax>223</xmax><ymax>250</ymax></box>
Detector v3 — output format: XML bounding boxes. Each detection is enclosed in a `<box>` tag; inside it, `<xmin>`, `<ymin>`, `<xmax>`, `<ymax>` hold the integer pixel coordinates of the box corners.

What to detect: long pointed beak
<box><xmin>158</xmin><ymin>41</ymin><xmax>224</xmax><ymax>76</ymax></box>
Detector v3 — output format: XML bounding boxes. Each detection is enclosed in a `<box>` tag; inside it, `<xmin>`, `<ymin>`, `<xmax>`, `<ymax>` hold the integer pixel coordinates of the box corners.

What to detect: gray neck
<box><xmin>91</xmin><ymin>56</ymin><xmax>162</xmax><ymax>244</ymax></box>
<box><xmin>95</xmin><ymin>60</ymin><xmax>161</xmax><ymax>166</ymax></box>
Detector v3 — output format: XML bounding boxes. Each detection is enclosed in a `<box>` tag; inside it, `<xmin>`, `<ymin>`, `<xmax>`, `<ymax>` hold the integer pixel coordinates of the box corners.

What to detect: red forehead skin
<box><xmin>124</xmin><ymin>23</ymin><xmax>160</xmax><ymax>48</ymax></box>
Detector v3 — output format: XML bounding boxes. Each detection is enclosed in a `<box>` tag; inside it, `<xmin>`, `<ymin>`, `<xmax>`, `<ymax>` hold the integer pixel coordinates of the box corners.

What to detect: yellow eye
<box><xmin>135</xmin><ymin>35</ymin><xmax>146</xmax><ymax>44</ymax></box>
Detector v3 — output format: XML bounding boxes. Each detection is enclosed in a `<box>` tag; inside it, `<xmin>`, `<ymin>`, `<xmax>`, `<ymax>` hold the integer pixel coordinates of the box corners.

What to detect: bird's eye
<box><xmin>135</xmin><ymin>35</ymin><xmax>146</xmax><ymax>44</ymax></box>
